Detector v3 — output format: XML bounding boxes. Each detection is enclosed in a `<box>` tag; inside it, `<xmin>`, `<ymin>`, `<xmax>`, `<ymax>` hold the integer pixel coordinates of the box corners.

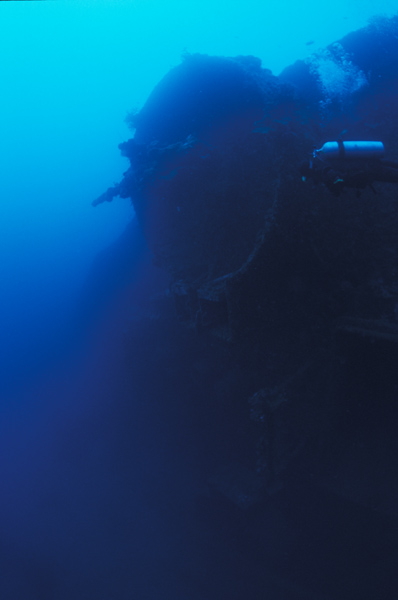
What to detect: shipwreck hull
<box><xmin>114</xmin><ymin>17</ymin><xmax>398</xmax><ymax>499</ymax></box>
<box><xmin>91</xmin><ymin>15</ymin><xmax>398</xmax><ymax>599</ymax></box>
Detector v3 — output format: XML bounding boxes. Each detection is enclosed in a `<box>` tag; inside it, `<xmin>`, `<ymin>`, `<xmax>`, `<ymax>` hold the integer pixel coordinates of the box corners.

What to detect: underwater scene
<box><xmin>1</xmin><ymin>1</ymin><xmax>398</xmax><ymax>598</ymax></box>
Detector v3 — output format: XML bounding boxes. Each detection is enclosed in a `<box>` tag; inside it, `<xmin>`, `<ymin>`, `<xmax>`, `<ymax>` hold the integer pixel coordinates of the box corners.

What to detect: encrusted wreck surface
<box><xmin>94</xmin><ymin>15</ymin><xmax>398</xmax><ymax>599</ymax></box>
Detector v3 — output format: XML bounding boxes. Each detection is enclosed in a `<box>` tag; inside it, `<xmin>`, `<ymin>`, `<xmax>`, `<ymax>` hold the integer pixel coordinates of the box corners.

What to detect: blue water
<box><xmin>1</xmin><ymin>1</ymin><xmax>398</xmax><ymax>598</ymax></box>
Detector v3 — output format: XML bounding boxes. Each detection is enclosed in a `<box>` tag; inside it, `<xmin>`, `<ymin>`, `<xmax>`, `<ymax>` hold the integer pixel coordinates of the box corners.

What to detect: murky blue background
<box><xmin>0</xmin><ymin>2</ymin><xmax>397</xmax><ymax>598</ymax></box>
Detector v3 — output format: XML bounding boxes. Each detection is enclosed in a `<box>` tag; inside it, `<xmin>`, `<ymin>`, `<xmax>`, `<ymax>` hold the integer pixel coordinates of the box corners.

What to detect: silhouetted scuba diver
<box><xmin>300</xmin><ymin>141</ymin><xmax>398</xmax><ymax>197</ymax></box>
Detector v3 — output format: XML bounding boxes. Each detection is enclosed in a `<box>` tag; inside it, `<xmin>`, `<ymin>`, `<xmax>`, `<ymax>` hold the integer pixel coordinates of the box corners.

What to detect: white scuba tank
<box><xmin>314</xmin><ymin>141</ymin><xmax>385</xmax><ymax>160</ymax></box>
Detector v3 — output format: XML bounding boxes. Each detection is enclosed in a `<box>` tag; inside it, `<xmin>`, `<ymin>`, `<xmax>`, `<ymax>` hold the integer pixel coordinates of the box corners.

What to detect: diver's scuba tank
<box><xmin>314</xmin><ymin>141</ymin><xmax>385</xmax><ymax>160</ymax></box>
